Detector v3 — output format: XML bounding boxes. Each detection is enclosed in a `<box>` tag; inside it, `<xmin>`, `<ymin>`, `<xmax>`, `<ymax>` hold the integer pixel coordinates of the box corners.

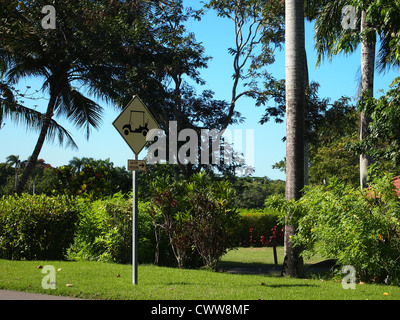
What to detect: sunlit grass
<box><xmin>1</xmin><ymin>256</ymin><xmax>399</xmax><ymax>300</ymax></box>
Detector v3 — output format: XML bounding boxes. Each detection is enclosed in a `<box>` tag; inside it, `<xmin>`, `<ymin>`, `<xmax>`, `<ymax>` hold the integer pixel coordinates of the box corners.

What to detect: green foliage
<box><xmin>138</xmin><ymin>163</ymin><xmax>184</xmax><ymax>202</ymax></box>
<box><xmin>53</xmin><ymin>159</ymin><xmax>131</xmax><ymax>199</ymax></box>
<box><xmin>265</xmin><ymin>194</ymin><xmax>303</xmax><ymax>228</ymax></box>
<box><xmin>148</xmin><ymin>172</ymin><xmax>239</xmax><ymax>270</ymax></box>
<box><xmin>355</xmin><ymin>81</ymin><xmax>400</xmax><ymax>175</ymax></box>
<box><xmin>231</xmin><ymin>177</ymin><xmax>285</xmax><ymax>209</ymax></box>
<box><xmin>358</xmin><ymin>0</ymin><xmax>400</xmax><ymax>71</ymax></box>
<box><xmin>67</xmin><ymin>195</ymin><xmax>155</xmax><ymax>264</ymax></box>
<box><xmin>184</xmin><ymin>173</ymin><xmax>239</xmax><ymax>270</ymax></box>
<box><xmin>294</xmin><ymin>175</ymin><xmax>400</xmax><ymax>284</ymax></box>
<box><xmin>269</xmin><ymin>82</ymin><xmax>359</xmax><ymax>187</ymax></box>
<box><xmin>0</xmin><ymin>194</ymin><xmax>78</xmax><ymax>260</ymax></box>
<box><xmin>309</xmin><ymin>135</ymin><xmax>359</xmax><ymax>187</ymax></box>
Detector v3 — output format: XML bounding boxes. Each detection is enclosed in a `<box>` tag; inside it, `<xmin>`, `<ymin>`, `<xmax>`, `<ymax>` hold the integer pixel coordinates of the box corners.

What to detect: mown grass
<box><xmin>220</xmin><ymin>246</ymin><xmax>323</xmax><ymax>268</ymax></box>
<box><xmin>0</xmin><ymin>247</ymin><xmax>399</xmax><ymax>300</ymax></box>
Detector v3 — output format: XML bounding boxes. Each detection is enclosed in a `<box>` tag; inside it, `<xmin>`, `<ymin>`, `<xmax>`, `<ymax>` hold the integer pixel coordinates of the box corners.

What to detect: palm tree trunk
<box><xmin>304</xmin><ymin>48</ymin><xmax>310</xmax><ymax>186</ymax></box>
<box><xmin>282</xmin><ymin>0</ymin><xmax>305</xmax><ymax>278</ymax></box>
<box><xmin>15</xmin><ymin>94</ymin><xmax>57</xmax><ymax>195</ymax></box>
<box><xmin>14</xmin><ymin>168</ymin><xmax>18</xmax><ymax>191</ymax></box>
<box><xmin>359</xmin><ymin>11</ymin><xmax>375</xmax><ymax>189</ymax></box>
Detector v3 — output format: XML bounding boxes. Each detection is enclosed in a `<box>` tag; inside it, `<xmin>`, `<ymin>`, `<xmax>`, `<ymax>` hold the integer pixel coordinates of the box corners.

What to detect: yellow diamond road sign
<box><xmin>113</xmin><ymin>95</ymin><xmax>160</xmax><ymax>155</ymax></box>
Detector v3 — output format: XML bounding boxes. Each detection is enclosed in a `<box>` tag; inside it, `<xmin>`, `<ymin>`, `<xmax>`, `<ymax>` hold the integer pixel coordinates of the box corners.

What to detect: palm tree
<box><xmin>312</xmin><ymin>1</ymin><xmax>378</xmax><ymax>189</ymax></box>
<box><xmin>283</xmin><ymin>0</ymin><xmax>306</xmax><ymax>278</ymax></box>
<box><xmin>1</xmin><ymin>80</ymin><xmax>78</xmax><ymax>149</ymax></box>
<box><xmin>20</xmin><ymin>157</ymin><xmax>46</xmax><ymax>195</ymax></box>
<box><xmin>359</xmin><ymin>10</ymin><xmax>376</xmax><ymax>189</ymax></box>
<box><xmin>2</xmin><ymin>53</ymin><xmax>76</xmax><ymax>148</ymax></box>
<box><xmin>1</xmin><ymin>1</ymin><xmax>125</xmax><ymax>195</ymax></box>
<box><xmin>6</xmin><ymin>154</ymin><xmax>21</xmax><ymax>191</ymax></box>
<box><xmin>69</xmin><ymin>157</ymin><xmax>84</xmax><ymax>175</ymax></box>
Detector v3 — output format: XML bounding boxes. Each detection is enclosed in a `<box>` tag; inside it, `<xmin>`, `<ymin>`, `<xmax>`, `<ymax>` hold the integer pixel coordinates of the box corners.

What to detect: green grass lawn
<box><xmin>0</xmin><ymin>248</ymin><xmax>399</xmax><ymax>300</ymax></box>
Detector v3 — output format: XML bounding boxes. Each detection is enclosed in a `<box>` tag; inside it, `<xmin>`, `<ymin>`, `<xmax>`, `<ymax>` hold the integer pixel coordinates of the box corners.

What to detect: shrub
<box><xmin>147</xmin><ymin>174</ymin><xmax>194</xmax><ymax>269</ymax></box>
<box><xmin>294</xmin><ymin>175</ymin><xmax>400</xmax><ymax>284</ymax></box>
<box><xmin>67</xmin><ymin>195</ymin><xmax>156</xmax><ymax>264</ymax></box>
<box><xmin>0</xmin><ymin>194</ymin><xmax>78</xmax><ymax>260</ymax></box>
<box><xmin>148</xmin><ymin>172</ymin><xmax>239</xmax><ymax>270</ymax></box>
<box><xmin>185</xmin><ymin>174</ymin><xmax>239</xmax><ymax>270</ymax></box>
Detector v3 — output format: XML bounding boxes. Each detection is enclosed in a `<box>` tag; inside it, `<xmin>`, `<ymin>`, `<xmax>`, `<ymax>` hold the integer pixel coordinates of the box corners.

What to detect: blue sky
<box><xmin>0</xmin><ymin>3</ymin><xmax>398</xmax><ymax>180</ymax></box>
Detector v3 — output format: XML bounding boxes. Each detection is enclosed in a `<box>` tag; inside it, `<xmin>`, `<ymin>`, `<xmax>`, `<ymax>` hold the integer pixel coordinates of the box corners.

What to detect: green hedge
<box><xmin>67</xmin><ymin>196</ymin><xmax>157</xmax><ymax>264</ymax></box>
<box><xmin>0</xmin><ymin>194</ymin><xmax>284</xmax><ymax>263</ymax></box>
<box><xmin>0</xmin><ymin>194</ymin><xmax>78</xmax><ymax>260</ymax></box>
<box><xmin>235</xmin><ymin>208</ymin><xmax>284</xmax><ymax>247</ymax></box>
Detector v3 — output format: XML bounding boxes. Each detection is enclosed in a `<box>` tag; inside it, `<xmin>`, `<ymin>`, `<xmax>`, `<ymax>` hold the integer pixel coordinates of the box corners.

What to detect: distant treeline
<box><xmin>0</xmin><ymin>156</ymin><xmax>285</xmax><ymax>208</ymax></box>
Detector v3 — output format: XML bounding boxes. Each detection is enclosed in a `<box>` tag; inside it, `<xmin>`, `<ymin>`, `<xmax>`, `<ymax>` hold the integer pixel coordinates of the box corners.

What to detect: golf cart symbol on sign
<box><xmin>113</xmin><ymin>95</ymin><xmax>160</xmax><ymax>155</ymax></box>
<box><xmin>123</xmin><ymin>110</ymin><xmax>149</xmax><ymax>137</ymax></box>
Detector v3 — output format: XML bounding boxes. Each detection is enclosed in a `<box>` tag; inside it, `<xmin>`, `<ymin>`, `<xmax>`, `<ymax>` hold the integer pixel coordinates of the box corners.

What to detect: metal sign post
<box><xmin>113</xmin><ymin>95</ymin><xmax>159</xmax><ymax>286</ymax></box>
<box><xmin>132</xmin><ymin>153</ymin><xmax>139</xmax><ymax>285</ymax></box>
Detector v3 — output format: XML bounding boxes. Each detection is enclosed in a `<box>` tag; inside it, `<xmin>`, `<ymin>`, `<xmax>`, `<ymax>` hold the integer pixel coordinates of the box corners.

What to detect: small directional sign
<box><xmin>113</xmin><ymin>95</ymin><xmax>160</xmax><ymax>155</ymax></box>
<box><xmin>128</xmin><ymin>160</ymin><xmax>147</xmax><ymax>172</ymax></box>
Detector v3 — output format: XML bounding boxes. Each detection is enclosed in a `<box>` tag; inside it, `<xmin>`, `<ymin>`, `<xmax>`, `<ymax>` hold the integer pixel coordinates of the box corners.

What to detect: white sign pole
<box><xmin>132</xmin><ymin>153</ymin><xmax>139</xmax><ymax>285</ymax></box>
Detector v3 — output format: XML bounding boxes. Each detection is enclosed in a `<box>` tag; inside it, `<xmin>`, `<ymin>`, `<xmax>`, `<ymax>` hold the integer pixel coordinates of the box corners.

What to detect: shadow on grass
<box><xmin>261</xmin><ymin>283</ymin><xmax>320</xmax><ymax>288</ymax></box>
<box><xmin>219</xmin><ymin>260</ymin><xmax>335</xmax><ymax>278</ymax></box>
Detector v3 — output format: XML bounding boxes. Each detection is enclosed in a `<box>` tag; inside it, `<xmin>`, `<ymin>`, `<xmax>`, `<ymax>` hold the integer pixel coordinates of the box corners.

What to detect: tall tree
<box><xmin>119</xmin><ymin>0</ymin><xmax>248</xmax><ymax>178</ymax></box>
<box><xmin>359</xmin><ymin>9</ymin><xmax>376</xmax><ymax>189</ymax></box>
<box><xmin>283</xmin><ymin>0</ymin><xmax>306</xmax><ymax>278</ymax></box>
<box><xmin>312</xmin><ymin>0</ymin><xmax>379</xmax><ymax>189</ymax></box>
<box><xmin>1</xmin><ymin>0</ymin><xmax>149</xmax><ymax>195</ymax></box>
<box><xmin>206</xmin><ymin>0</ymin><xmax>285</xmax><ymax>131</ymax></box>
<box><xmin>0</xmin><ymin>1</ymin><xmax>74</xmax><ymax>149</ymax></box>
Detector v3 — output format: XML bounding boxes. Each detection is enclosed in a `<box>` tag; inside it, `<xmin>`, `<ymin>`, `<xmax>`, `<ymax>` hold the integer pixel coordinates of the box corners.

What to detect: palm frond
<box><xmin>1</xmin><ymin>94</ymin><xmax>78</xmax><ymax>150</ymax></box>
<box><xmin>377</xmin><ymin>33</ymin><xmax>400</xmax><ymax>73</ymax></box>
<box><xmin>5</xmin><ymin>55</ymin><xmax>49</xmax><ymax>85</ymax></box>
<box><xmin>58</xmin><ymin>87</ymin><xmax>103</xmax><ymax>140</ymax></box>
<box><xmin>314</xmin><ymin>0</ymin><xmax>359</xmax><ymax>67</ymax></box>
<box><xmin>46</xmin><ymin>117</ymin><xmax>78</xmax><ymax>150</ymax></box>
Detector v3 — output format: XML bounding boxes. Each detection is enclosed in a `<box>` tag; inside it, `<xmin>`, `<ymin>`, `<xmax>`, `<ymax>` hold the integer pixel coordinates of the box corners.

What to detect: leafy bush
<box><xmin>185</xmin><ymin>174</ymin><xmax>239</xmax><ymax>270</ymax></box>
<box><xmin>235</xmin><ymin>208</ymin><xmax>283</xmax><ymax>247</ymax></box>
<box><xmin>294</xmin><ymin>175</ymin><xmax>400</xmax><ymax>284</ymax></box>
<box><xmin>67</xmin><ymin>195</ymin><xmax>155</xmax><ymax>264</ymax></box>
<box><xmin>148</xmin><ymin>172</ymin><xmax>239</xmax><ymax>270</ymax></box>
<box><xmin>0</xmin><ymin>194</ymin><xmax>78</xmax><ymax>260</ymax></box>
